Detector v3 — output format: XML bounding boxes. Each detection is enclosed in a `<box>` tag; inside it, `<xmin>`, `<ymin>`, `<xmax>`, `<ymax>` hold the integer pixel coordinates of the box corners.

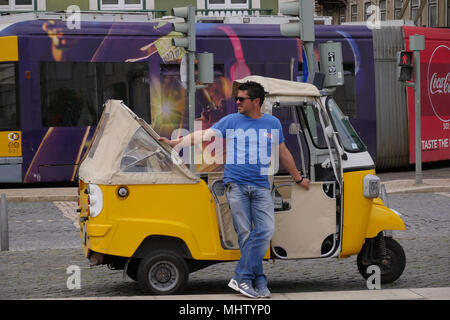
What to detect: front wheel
<box><xmin>137</xmin><ymin>250</ymin><xmax>189</xmax><ymax>295</ymax></box>
<box><xmin>357</xmin><ymin>237</ymin><xmax>406</xmax><ymax>284</ymax></box>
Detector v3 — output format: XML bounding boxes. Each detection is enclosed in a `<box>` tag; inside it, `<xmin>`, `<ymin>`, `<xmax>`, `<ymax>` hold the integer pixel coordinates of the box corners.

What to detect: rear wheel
<box><xmin>357</xmin><ymin>237</ymin><xmax>406</xmax><ymax>284</ymax></box>
<box><xmin>137</xmin><ymin>250</ymin><xmax>189</xmax><ymax>295</ymax></box>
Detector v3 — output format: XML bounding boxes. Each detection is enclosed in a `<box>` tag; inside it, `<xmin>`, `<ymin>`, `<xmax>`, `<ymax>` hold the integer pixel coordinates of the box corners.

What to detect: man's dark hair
<box><xmin>237</xmin><ymin>81</ymin><xmax>266</xmax><ymax>106</ymax></box>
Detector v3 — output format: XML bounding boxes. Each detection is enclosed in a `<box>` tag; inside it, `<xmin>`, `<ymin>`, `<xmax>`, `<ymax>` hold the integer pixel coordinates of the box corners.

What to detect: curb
<box><xmin>0</xmin><ymin>187</ymin><xmax>78</xmax><ymax>202</ymax></box>
<box><xmin>387</xmin><ymin>186</ymin><xmax>450</xmax><ymax>194</ymax></box>
<box><xmin>382</xmin><ymin>178</ymin><xmax>450</xmax><ymax>195</ymax></box>
<box><xmin>5</xmin><ymin>195</ymin><xmax>79</xmax><ymax>202</ymax></box>
<box><xmin>43</xmin><ymin>287</ymin><xmax>450</xmax><ymax>300</ymax></box>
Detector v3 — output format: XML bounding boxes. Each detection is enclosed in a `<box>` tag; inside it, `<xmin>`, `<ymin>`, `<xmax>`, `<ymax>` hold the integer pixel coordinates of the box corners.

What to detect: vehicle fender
<box><xmin>365</xmin><ymin>198</ymin><xmax>405</xmax><ymax>238</ymax></box>
<box><xmin>132</xmin><ymin>235</ymin><xmax>193</xmax><ymax>260</ymax></box>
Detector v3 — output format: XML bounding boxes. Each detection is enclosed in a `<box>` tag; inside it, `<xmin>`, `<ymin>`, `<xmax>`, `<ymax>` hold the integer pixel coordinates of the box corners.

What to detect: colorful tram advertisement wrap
<box><xmin>403</xmin><ymin>27</ymin><xmax>450</xmax><ymax>164</ymax></box>
<box><xmin>0</xmin><ymin>18</ymin><xmax>448</xmax><ymax>183</ymax></box>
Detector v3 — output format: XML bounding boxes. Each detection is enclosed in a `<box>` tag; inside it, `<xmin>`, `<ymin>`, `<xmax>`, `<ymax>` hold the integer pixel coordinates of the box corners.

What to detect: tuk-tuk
<box><xmin>78</xmin><ymin>76</ymin><xmax>406</xmax><ymax>295</ymax></box>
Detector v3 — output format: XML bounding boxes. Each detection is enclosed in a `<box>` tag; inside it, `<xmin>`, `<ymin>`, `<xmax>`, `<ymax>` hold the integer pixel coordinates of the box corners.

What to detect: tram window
<box><xmin>41</xmin><ymin>62</ymin><xmax>97</xmax><ymax>127</ymax></box>
<box><xmin>157</xmin><ymin>63</ymin><xmax>224</xmax><ymax>132</ymax></box>
<box><xmin>0</xmin><ymin>63</ymin><xmax>19</xmax><ymax>131</ymax></box>
<box><xmin>156</xmin><ymin>64</ymin><xmax>188</xmax><ymax>133</ymax></box>
<box><xmin>41</xmin><ymin>61</ymin><xmax>150</xmax><ymax>127</ymax></box>
<box><xmin>97</xmin><ymin>62</ymin><xmax>150</xmax><ymax>123</ymax></box>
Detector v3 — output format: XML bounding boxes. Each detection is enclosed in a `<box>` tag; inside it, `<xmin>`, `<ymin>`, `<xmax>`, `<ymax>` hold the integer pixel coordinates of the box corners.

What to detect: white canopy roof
<box><xmin>232</xmin><ymin>76</ymin><xmax>321</xmax><ymax>113</ymax></box>
<box><xmin>233</xmin><ymin>75</ymin><xmax>321</xmax><ymax>98</ymax></box>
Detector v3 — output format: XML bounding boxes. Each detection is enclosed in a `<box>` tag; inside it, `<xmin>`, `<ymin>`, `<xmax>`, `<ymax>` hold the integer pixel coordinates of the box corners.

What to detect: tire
<box><xmin>137</xmin><ymin>250</ymin><xmax>189</xmax><ymax>295</ymax></box>
<box><xmin>357</xmin><ymin>237</ymin><xmax>406</xmax><ymax>284</ymax></box>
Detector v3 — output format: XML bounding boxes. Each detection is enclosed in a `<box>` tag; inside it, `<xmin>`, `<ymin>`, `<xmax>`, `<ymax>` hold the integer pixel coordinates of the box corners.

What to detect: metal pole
<box><xmin>408</xmin><ymin>34</ymin><xmax>424</xmax><ymax>184</ymax></box>
<box><xmin>303</xmin><ymin>41</ymin><xmax>317</xmax><ymax>82</ymax></box>
<box><xmin>188</xmin><ymin>50</ymin><xmax>196</xmax><ymax>172</ymax></box>
<box><xmin>414</xmin><ymin>49</ymin><xmax>422</xmax><ymax>185</ymax></box>
<box><xmin>0</xmin><ymin>194</ymin><xmax>9</xmax><ymax>251</ymax></box>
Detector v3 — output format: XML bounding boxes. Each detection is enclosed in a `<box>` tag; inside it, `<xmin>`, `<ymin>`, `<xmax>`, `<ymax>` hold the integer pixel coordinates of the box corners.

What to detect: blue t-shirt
<box><xmin>211</xmin><ymin>113</ymin><xmax>285</xmax><ymax>189</ymax></box>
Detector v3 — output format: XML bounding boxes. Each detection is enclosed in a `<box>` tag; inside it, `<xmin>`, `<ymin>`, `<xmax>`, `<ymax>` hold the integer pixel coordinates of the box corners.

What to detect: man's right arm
<box><xmin>158</xmin><ymin>128</ymin><xmax>217</xmax><ymax>149</ymax></box>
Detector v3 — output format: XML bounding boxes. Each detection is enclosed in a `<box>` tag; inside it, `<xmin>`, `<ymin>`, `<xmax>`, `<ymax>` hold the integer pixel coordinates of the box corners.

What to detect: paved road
<box><xmin>0</xmin><ymin>192</ymin><xmax>449</xmax><ymax>299</ymax></box>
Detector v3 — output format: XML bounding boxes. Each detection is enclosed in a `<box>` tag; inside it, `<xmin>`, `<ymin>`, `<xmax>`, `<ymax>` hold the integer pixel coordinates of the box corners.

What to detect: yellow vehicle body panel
<box><xmin>365</xmin><ymin>197</ymin><xmax>405</xmax><ymax>238</ymax></box>
<box><xmin>0</xmin><ymin>36</ymin><xmax>18</xmax><ymax>61</ymax></box>
<box><xmin>79</xmin><ymin>180</ymin><xmax>242</xmax><ymax>261</ymax></box>
<box><xmin>0</xmin><ymin>131</ymin><xmax>22</xmax><ymax>157</ymax></box>
<box><xmin>0</xmin><ymin>37</ymin><xmax>21</xmax><ymax>158</ymax></box>
<box><xmin>341</xmin><ymin>170</ymin><xmax>374</xmax><ymax>257</ymax></box>
<box><xmin>340</xmin><ymin>169</ymin><xmax>406</xmax><ymax>258</ymax></box>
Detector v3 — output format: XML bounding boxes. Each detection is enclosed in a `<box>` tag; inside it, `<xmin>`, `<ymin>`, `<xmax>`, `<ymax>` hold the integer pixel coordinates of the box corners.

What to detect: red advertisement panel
<box><xmin>403</xmin><ymin>27</ymin><xmax>450</xmax><ymax>164</ymax></box>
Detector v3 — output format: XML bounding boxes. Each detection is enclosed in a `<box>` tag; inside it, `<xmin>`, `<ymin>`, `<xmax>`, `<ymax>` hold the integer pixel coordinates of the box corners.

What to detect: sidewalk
<box><xmin>57</xmin><ymin>287</ymin><xmax>450</xmax><ymax>300</ymax></box>
<box><xmin>377</xmin><ymin>164</ymin><xmax>450</xmax><ymax>194</ymax></box>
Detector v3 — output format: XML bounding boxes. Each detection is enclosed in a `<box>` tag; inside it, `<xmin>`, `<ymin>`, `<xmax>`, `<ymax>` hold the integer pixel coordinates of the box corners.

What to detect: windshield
<box><xmin>301</xmin><ymin>104</ymin><xmax>328</xmax><ymax>149</ymax></box>
<box><xmin>120</xmin><ymin>127</ymin><xmax>174</xmax><ymax>172</ymax></box>
<box><xmin>326</xmin><ymin>97</ymin><xmax>366</xmax><ymax>153</ymax></box>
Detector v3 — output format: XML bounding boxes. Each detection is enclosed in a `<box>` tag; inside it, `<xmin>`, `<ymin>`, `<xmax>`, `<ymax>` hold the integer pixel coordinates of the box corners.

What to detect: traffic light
<box><xmin>197</xmin><ymin>52</ymin><xmax>214</xmax><ymax>84</ymax></box>
<box><xmin>279</xmin><ymin>0</ymin><xmax>314</xmax><ymax>42</ymax></box>
<box><xmin>397</xmin><ymin>51</ymin><xmax>413</xmax><ymax>81</ymax></box>
<box><xmin>318</xmin><ymin>41</ymin><xmax>344</xmax><ymax>87</ymax></box>
<box><xmin>172</xmin><ymin>5</ymin><xmax>196</xmax><ymax>52</ymax></box>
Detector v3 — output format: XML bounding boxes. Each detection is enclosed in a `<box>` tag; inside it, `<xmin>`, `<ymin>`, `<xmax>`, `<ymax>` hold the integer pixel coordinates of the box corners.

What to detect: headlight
<box><xmin>88</xmin><ymin>184</ymin><xmax>103</xmax><ymax>218</ymax></box>
<box><xmin>363</xmin><ymin>174</ymin><xmax>380</xmax><ymax>198</ymax></box>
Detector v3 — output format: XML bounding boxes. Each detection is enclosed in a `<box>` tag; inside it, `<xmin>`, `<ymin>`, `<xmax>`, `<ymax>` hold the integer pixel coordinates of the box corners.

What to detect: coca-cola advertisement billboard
<box><xmin>404</xmin><ymin>27</ymin><xmax>450</xmax><ymax>164</ymax></box>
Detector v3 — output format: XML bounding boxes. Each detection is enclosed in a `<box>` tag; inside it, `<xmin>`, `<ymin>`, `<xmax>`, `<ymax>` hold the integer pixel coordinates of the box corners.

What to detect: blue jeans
<box><xmin>225</xmin><ymin>183</ymin><xmax>274</xmax><ymax>287</ymax></box>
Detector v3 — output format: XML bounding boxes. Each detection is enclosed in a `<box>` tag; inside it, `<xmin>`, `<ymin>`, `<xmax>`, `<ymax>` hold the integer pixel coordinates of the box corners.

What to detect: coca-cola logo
<box><xmin>429</xmin><ymin>72</ymin><xmax>450</xmax><ymax>94</ymax></box>
<box><xmin>427</xmin><ymin>45</ymin><xmax>450</xmax><ymax>122</ymax></box>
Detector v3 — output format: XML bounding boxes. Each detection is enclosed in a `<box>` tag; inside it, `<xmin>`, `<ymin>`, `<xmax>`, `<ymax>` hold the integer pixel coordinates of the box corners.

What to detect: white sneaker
<box><xmin>237</xmin><ymin>280</ymin><xmax>259</xmax><ymax>298</ymax></box>
<box><xmin>256</xmin><ymin>284</ymin><xmax>271</xmax><ymax>298</ymax></box>
<box><xmin>227</xmin><ymin>278</ymin><xmax>239</xmax><ymax>292</ymax></box>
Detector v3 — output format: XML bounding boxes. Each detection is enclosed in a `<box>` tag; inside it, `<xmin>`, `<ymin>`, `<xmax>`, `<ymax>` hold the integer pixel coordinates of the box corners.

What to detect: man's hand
<box><xmin>158</xmin><ymin>136</ymin><xmax>179</xmax><ymax>149</ymax></box>
<box><xmin>297</xmin><ymin>177</ymin><xmax>310</xmax><ymax>190</ymax></box>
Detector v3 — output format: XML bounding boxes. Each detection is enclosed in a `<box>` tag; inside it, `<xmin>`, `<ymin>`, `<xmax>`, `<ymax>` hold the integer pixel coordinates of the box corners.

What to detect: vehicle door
<box><xmin>271</xmin><ymin>98</ymin><xmax>343</xmax><ymax>259</ymax></box>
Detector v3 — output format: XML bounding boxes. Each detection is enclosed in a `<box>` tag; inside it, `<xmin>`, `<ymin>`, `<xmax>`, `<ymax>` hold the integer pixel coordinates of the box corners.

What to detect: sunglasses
<box><xmin>235</xmin><ymin>96</ymin><xmax>254</xmax><ymax>102</ymax></box>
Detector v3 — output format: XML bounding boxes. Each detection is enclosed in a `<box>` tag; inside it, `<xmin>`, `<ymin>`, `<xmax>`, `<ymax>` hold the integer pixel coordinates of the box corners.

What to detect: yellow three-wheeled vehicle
<box><xmin>78</xmin><ymin>76</ymin><xmax>405</xmax><ymax>295</ymax></box>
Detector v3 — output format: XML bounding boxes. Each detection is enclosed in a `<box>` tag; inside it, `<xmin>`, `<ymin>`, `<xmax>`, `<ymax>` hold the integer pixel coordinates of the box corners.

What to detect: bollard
<box><xmin>0</xmin><ymin>194</ymin><xmax>9</xmax><ymax>251</ymax></box>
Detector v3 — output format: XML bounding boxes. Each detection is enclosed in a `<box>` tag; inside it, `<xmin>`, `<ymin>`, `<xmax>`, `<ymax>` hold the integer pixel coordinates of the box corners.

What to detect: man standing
<box><xmin>159</xmin><ymin>81</ymin><xmax>309</xmax><ymax>298</ymax></box>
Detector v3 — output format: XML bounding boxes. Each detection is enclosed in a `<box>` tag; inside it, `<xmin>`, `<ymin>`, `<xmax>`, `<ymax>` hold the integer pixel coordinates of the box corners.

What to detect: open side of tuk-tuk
<box><xmin>77</xmin><ymin>76</ymin><xmax>406</xmax><ymax>295</ymax></box>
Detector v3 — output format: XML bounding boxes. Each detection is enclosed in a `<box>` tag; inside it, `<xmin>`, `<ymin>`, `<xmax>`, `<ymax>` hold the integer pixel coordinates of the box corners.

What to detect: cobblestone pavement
<box><xmin>0</xmin><ymin>192</ymin><xmax>449</xmax><ymax>299</ymax></box>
